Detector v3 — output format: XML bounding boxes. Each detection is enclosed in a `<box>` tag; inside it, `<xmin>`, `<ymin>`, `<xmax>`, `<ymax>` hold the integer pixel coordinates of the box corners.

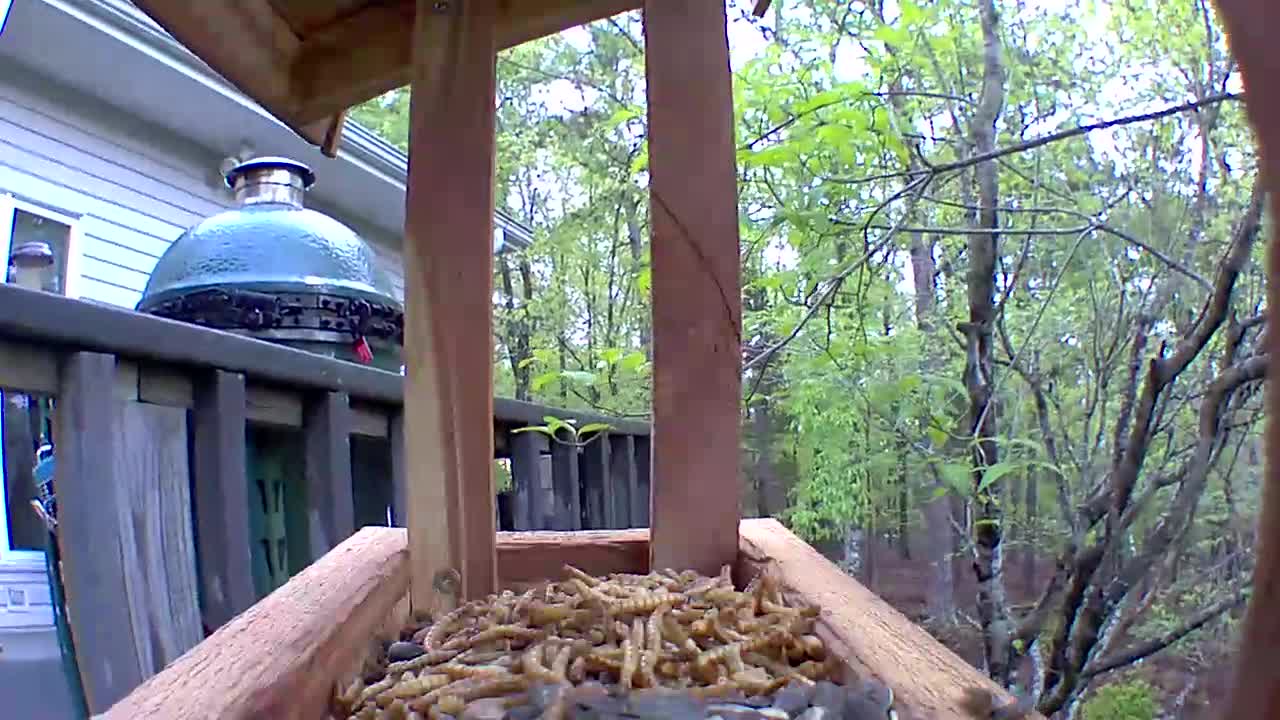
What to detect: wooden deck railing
<box><xmin>0</xmin><ymin>284</ymin><xmax>649</xmax><ymax>697</ymax></box>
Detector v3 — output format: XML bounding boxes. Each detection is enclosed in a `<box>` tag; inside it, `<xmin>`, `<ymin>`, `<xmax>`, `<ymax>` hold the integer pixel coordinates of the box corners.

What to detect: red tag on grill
<box><xmin>353</xmin><ymin>337</ymin><xmax>374</xmax><ymax>364</ymax></box>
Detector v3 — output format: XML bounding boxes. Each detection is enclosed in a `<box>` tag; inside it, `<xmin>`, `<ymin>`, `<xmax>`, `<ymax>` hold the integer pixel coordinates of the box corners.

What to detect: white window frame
<box><xmin>0</xmin><ymin>194</ymin><xmax>84</xmax><ymax>568</ymax></box>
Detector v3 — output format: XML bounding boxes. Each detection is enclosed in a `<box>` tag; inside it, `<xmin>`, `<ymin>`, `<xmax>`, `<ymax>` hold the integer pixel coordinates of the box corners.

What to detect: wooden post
<box><xmin>303</xmin><ymin>390</ymin><xmax>355</xmax><ymax>558</ymax></box>
<box><xmin>1214</xmin><ymin>1</ymin><xmax>1280</xmax><ymax>717</ymax></box>
<box><xmin>55</xmin><ymin>352</ymin><xmax>143</xmax><ymax>712</ymax></box>
<box><xmin>643</xmin><ymin>0</ymin><xmax>743</xmax><ymax>575</ymax></box>
<box><xmin>550</xmin><ymin>437</ymin><xmax>581</xmax><ymax>530</ymax></box>
<box><xmin>607</xmin><ymin>434</ymin><xmax>637</xmax><ymax>529</ymax></box>
<box><xmin>403</xmin><ymin>0</ymin><xmax>500</xmax><ymax>610</ymax></box>
<box><xmin>191</xmin><ymin>369</ymin><xmax>255</xmax><ymax>631</ymax></box>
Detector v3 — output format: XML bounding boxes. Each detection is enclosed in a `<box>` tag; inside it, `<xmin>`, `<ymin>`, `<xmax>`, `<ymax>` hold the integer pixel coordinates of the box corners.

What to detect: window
<box><xmin>0</xmin><ymin>196</ymin><xmax>82</xmax><ymax>565</ymax></box>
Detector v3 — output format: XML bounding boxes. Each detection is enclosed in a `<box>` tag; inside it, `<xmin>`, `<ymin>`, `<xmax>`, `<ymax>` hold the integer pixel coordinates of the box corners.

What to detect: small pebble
<box><xmin>706</xmin><ymin>703</ymin><xmax>769</xmax><ymax>720</ymax></box>
<box><xmin>744</xmin><ymin>695</ymin><xmax>773</xmax><ymax>708</ymax></box>
<box><xmin>529</xmin><ymin>683</ymin><xmax>565</xmax><ymax>709</ymax></box>
<box><xmin>811</xmin><ymin>681</ymin><xmax>845</xmax><ymax>711</ymax></box>
<box><xmin>626</xmin><ymin>687</ymin><xmax>708</xmax><ymax>719</ymax></box>
<box><xmin>502</xmin><ymin>706</ymin><xmax>541</xmax><ymax>720</ymax></box>
<box><xmin>843</xmin><ymin>694</ymin><xmax>887</xmax><ymax>720</ymax></box>
<box><xmin>386</xmin><ymin>640</ymin><xmax>426</xmax><ymax>662</ymax></box>
<box><xmin>857</xmin><ymin>679</ymin><xmax>894</xmax><ymax>710</ymax></box>
<box><xmin>795</xmin><ymin>707</ymin><xmax>834</xmax><ymax>720</ymax></box>
<box><xmin>771</xmin><ymin>681</ymin><xmax>814</xmax><ymax>716</ymax></box>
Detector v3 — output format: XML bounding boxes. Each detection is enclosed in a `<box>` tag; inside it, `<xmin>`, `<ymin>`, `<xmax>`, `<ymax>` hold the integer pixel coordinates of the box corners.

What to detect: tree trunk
<box><xmin>966</xmin><ymin>0</ymin><xmax>1013</xmax><ymax>685</ymax></box>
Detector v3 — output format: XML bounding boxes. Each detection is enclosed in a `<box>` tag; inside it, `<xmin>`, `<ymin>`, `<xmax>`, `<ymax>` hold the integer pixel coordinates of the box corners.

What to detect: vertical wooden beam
<box><xmin>55</xmin><ymin>351</ymin><xmax>143</xmax><ymax>712</ymax></box>
<box><xmin>403</xmin><ymin>0</ymin><xmax>499</xmax><ymax>610</ymax></box>
<box><xmin>1214</xmin><ymin>2</ymin><xmax>1280</xmax><ymax>717</ymax></box>
<box><xmin>633</xmin><ymin>434</ymin><xmax>652</xmax><ymax>527</ymax></box>
<box><xmin>580</xmin><ymin>435</ymin><xmax>610</xmax><ymax>529</ymax></box>
<box><xmin>390</xmin><ymin>411</ymin><xmax>407</xmax><ymax>526</ymax></box>
<box><xmin>191</xmin><ymin>369</ymin><xmax>255</xmax><ymax>631</ymax></box>
<box><xmin>550</xmin><ymin>437</ymin><xmax>581</xmax><ymax>530</ymax></box>
<box><xmin>303</xmin><ymin>391</ymin><xmax>355</xmax><ymax>559</ymax></box>
<box><xmin>644</xmin><ymin>0</ymin><xmax>743</xmax><ymax>575</ymax></box>
<box><xmin>607</xmin><ymin>434</ymin><xmax>637</xmax><ymax>529</ymax></box>
<box><xmin>509</xmin><ymin>430</ymin><xmax>544</xmax><ymax>531</ymax></box>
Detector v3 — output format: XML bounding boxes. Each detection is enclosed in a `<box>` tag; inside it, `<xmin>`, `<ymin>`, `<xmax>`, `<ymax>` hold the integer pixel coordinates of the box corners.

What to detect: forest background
<box><xmin>353</xmin><ymin>1</ymin><xmax>1265</xmax><ymax>717</ymax></box>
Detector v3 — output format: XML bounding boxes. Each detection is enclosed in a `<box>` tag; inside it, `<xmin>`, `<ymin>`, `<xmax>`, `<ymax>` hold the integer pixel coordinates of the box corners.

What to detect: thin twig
<box><xmin>826</xmin><ymin>92</ymin><xmax>1242</xmax><ymax>185</ymax></box>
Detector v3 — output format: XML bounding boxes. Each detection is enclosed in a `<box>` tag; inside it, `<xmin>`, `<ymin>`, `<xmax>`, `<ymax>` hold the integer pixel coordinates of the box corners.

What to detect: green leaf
<box><xmin>976</xmin><ymin>462</ymin><xmax>1019</xmax><ymax>493</ymax></box>
<box><xmin>560</xmin><ymin>370</ymin><xmax>598</xmax><ymax>385</ymax></box>
<box><xmin>577</xmin><ymin>422</ymin><xmax>613</xmax><ymax>436</ymax></box>
<box><xmin>619</xmin><ymin>351</ymin><xmax>647</xmax><ymax>372</ymax></box>
<box><xmin>531</xmin><ymin>371</ymin><xmax>560</xmax><ymax>392</ymax></box>
<box><xmin>940</xmin><ymin>463</ymin><xmax>971</xmax><ymax>496</ymax></box>
<box><xmin>513</xmin><ymin>426</ymin><xmax>554</xmax><ymax>438</ymax></box>
<box><xmin>517</xmin><ymin>356</ymin><xmax>539</xmax><ymax>370</ymax></box>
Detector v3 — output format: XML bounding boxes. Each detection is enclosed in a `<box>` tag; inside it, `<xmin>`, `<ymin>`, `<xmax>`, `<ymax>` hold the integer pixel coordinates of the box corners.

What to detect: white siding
<box><xmin>0</xmin><ymin>70</ymin><xmax>407</xmax><ymax>309</ymax></box>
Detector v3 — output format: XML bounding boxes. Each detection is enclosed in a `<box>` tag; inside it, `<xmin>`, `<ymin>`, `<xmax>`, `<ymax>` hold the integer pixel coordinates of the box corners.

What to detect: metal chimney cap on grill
<box><xmin>226</xmin><ymin>156</ymin><xmax>316</xmax><ymax>190</ymax></box>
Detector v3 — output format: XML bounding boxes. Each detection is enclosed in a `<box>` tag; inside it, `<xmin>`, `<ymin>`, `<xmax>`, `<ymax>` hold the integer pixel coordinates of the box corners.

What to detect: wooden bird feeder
<box><xmin>93</xmin><ymin>1</ymin><xmax>1280</xmax><ymax>718</ymax></box>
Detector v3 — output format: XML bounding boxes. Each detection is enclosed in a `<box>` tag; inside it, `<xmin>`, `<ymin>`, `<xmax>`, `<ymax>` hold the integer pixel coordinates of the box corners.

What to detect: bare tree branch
<box><xmin>826</xmin><ymin>92</ymin><xmax>1242</xmax><ymax>185</ymax></box>
<box><xmin>1081</xmin><ymin>587</ymin><xmax>1250</xmax><ymax>679</ymax></box>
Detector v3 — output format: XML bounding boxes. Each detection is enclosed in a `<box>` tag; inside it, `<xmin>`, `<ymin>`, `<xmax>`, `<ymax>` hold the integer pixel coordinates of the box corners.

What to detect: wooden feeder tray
<box><xmin>100</xmin><ymin>521</ymin><xmax>1032</xmax><ymax>720</ymax></box>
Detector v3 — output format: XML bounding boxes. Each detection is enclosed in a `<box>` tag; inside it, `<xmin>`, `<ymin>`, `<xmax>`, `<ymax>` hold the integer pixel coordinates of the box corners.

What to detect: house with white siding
<box><xmin>0</xmin><ymin>1</ymin><xmax>531</xmax><ymax>715</ymax></box>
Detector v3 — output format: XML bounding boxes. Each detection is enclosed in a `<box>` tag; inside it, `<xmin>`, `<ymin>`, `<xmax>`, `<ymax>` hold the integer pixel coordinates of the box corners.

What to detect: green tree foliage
<box><xmin>354</xmin><ymin>0</ymin><xmax>1261</xmax><ymax>714</ymax></box>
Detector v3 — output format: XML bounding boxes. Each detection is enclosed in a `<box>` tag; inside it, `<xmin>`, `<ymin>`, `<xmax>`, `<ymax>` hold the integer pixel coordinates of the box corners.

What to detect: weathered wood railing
<box><xmin>0</xmin><ymin>283</ymin><xmax>649</xmax><ymax>709</ymax></box>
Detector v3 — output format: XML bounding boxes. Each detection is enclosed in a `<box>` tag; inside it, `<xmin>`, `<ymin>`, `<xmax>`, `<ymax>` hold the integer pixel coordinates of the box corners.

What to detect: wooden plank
<box><xmin>580</xmin><ymin>434</ymin><xmax>610</xmax><ymax>529</ymax></box>
<box><xmin>54</xmin><ymin>351</ymin><xmax>144</xmax><ymax>712</ymax></box>
<box><xmin>127</xmin><ymin>0</ymin><xmax>336</xmax><ymax>147</ymax></box>
<box><xmin>496</xmin><ymin>529</ymin><xmax>649</xmax><ymax>587</ymax></box>
<box><xmin>289</xmin><ymin>0</ymin><xmax>644</xmax><ymax>125</ymax></box>
<box><xmin>246</xmin><ymin>384</ymin><xmax>304</xmax><ymax>427</ymax></box>
<box><xmin>402</xmin><ymin>0</ymin><xmax>499</xmax><ymax>610</ymax></box>
<box><xmin>191</xmin><ymin>370</ymin><xmax>256</xmax><ymax>632</ymax></box>
<box><xmin>112</xmin><ymin>400</ymin><xmax>204</xmax><ymax>675</ymax></box>
<box><xmin>389</xmin><ymin>411</ymin><xmax>407</xmax><ymax>526</ymax></box>
<box><xmin>0</xmin><ymin>285</ymin><xmax>404</xmax><ymax>404</ymax></box>
<box><xmin>737</xmin><ymin>519</ymin><xmax>1041</xmax><ymax>720</ymax></box>
<box><xmin>138</xmin><ymin>364</ymin><xmax>195</xmax><ymax>407</ymax></box>
<box><xmin>114</xmin><ymin>359</ymin><xmax>140</xmax><ymax>401</ymax></box>
<box><xmin>1217</xmin><ymin>2</ymin><xmax>1280</xmax><ymax>717</ymax></box>
<box><xmin>0</xmin><ymin>338</ymin><xmax>58</xmax><ymax>393</ymax></box>
<box><xmin>643</xmin><ymin>0</ymin><xmax>743</xmax><ymax>575</ymax></box>
<box><xmin>303</xmin><ymin>391</ymin><xmax>355</xmax><ymax>559</ymax></box>
<box><xmin>509</xmin><ymin>430</ymin><xmax>544</xmax><ymax>531</ymax></box>
<box><xmin>633</xmin><ymin>434</ymin><xmax>652</xmax><ymax>527</ymax></box>
<box><xmin>607</xmin><ymin>434</ymin><xmax>637</xmax><ymax>529</ymax></box>
<box><xmin>350</xmin><ymin>400</ymin><xmax>390</xmax><ymax>437</ymax></box>
<box><xmin>98</xmin><ymin>528</ymin><xmax>411</xmax><ymax>720</ymax></box>
<box><xmin>550</xmin><ymin>436</ymin><xmax>581</xmax><ymax>530</ymax></box>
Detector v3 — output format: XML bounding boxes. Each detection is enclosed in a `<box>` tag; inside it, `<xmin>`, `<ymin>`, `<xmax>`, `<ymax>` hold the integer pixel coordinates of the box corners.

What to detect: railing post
<box><xmin>634</xmin><ymin>435</ymin><xmax>652</xmax><ymax>528</ymax></box>
<box><xmin>191</xmin><ymin>369</ymin><xmax>255</xmax><ymax>631</ymax></box>
<box><xmin>608</xmin><ymin>434</ymin><xmax>637</xmax><ymax>529</ymax></box>
<box><xmin>390</xmin><ymin>411</ymin><xmax>407</xmax><ymax>526</ymax></box>
<box><xmin>550</xmin><ymin>433</ymin><xmax>581</xmax><ymax>530</ymax></box>
<box><xmin>580</xmin><ymin>434</ymin><xmax>610</xmax><ymax>529</ymax></box>
<box><xmin>509</xmin><ymin>430</ymin><xmax>544</xmax><ymax>530</ymax></box>
<box><xmin>55</xmin><ymin>351</ymin><xmax>144</xmax><ymax>712</ymax></box>
<box><xmin>303</xmin><ymin>391</ymin><xmax>355</xmax><ymax>559</ymax></box>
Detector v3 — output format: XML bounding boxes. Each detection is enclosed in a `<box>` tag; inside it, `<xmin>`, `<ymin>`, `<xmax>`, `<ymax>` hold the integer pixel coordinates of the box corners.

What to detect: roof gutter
<box><xmin>45</xmin><ymin>0</ymin><xmax>535</xmax><ymax>250</ymax></box>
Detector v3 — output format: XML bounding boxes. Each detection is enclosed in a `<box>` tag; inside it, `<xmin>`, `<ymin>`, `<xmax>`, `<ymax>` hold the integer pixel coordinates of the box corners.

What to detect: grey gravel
<box><xmin>386</xmin><ymin>640</ymin><xmax>426</xmax><ymax>662</ymax></box>
<box><xmin>491</xmin><ymin>678</ymin><xmax>897</xmax><ymax>719</ymax></box>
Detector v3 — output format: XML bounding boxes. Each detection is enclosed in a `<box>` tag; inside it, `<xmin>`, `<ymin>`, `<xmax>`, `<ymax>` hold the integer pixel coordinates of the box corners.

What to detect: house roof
<box><xmin>127</xmin><ymin>0</ymin><xmax>642</xmax><ymax>152</ymax></box>
<box><xmin>2</xmin><ymin>0</ymin><xmax>533</xmax><ymax>249</ymax></box>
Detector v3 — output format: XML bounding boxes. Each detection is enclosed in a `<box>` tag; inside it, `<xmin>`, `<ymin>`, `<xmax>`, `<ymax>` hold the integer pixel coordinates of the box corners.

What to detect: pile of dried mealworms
<box><xmin>333</xmin><ymin>564</ymin><xmax>839</xmax><ymax>719</ymax></box>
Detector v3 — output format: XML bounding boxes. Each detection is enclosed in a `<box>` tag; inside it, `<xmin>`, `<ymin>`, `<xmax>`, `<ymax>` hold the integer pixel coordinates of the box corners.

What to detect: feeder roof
<box><xmin>130</xmin><ymin>0</ymin><xmax>642</xmax><ymax>151</ymax></box>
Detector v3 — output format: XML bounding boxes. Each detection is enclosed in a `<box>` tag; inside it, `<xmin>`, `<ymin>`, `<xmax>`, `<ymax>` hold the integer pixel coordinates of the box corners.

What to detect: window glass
<box><xmin>6</xmin><ymin>208</ymin><xmax>73</xmax><ymax>293</ymax></box>
<box><xmin>2</xmin><ymin>205</ymin><xmax>74</xmax><ymax>554</ymax></box>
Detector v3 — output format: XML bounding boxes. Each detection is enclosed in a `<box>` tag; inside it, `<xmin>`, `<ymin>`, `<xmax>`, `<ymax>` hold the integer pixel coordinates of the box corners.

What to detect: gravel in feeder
<box><xmin>333</xmin><ymin>566</ymin><xmax>899</xmax><ymax>720</ymax></box>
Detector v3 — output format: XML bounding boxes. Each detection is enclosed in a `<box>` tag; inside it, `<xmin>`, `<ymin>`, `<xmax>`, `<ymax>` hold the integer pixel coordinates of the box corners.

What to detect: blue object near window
<box><xmin>0</xmin><ymin>0</ymin><xmax>11</xmax><ymax>39</ymax></box>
